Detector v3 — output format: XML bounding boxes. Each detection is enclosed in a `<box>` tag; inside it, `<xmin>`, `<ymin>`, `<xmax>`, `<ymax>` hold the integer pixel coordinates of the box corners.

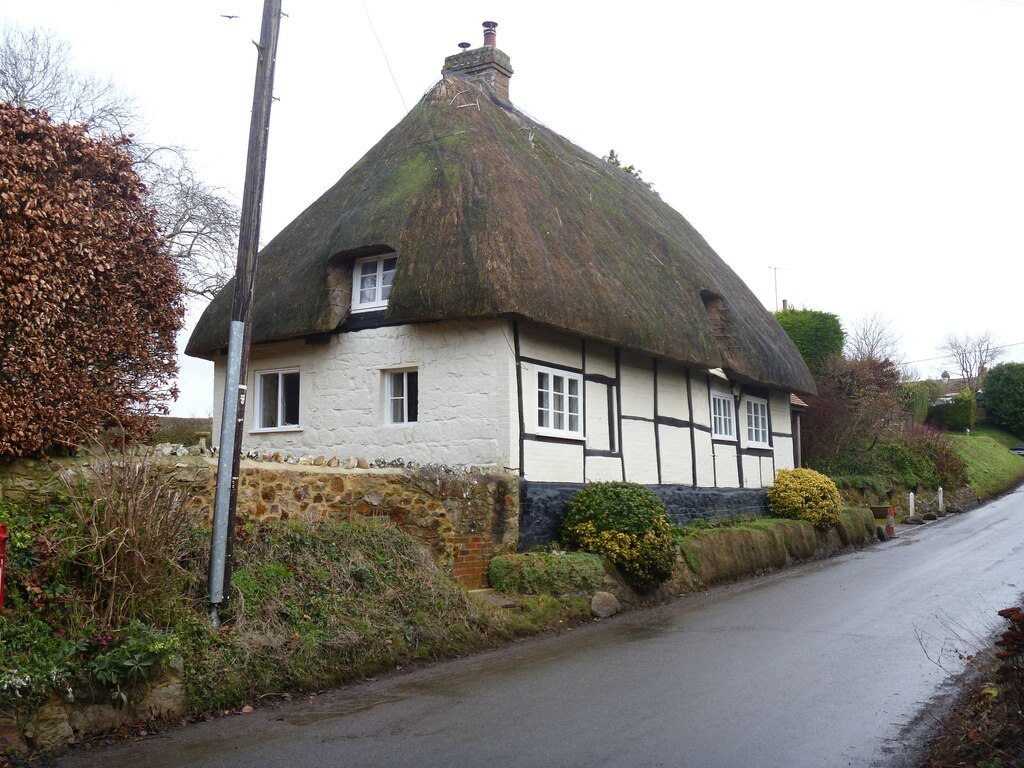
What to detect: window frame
<box><xmin>745</xmin><ymin>396</ymin><xmax>771</xmax><ymax>448</ymax></box>
<box><xmin>351</xmin><ymin>253</ymin><xmax>398</xmax><ymax>312</ymax></box>
<box><xmin>254</xmin><ymin>368</ymin><xmax>301</xmax><ymax>432</ymax></box>
<box><xmin>710</xmin><ymin>391</ymin><xmax>736</xmax><ymax>440</ymax></box>
<box><xmin>384</xmin><ymin>369</ymin><xmax>418</xmax><ymax>425</ymax></box>
<box><xmin>535</xmin><ymin>364</ymin><xmax>584</xmax><ymax>440</ymax></box>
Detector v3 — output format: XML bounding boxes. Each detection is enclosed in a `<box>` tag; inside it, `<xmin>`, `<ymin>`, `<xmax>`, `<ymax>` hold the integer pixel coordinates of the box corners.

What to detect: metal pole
<box><xmin>209</xmin><ymin>0</ymin><xmax>283</xmax><ymax>625</ymax></box>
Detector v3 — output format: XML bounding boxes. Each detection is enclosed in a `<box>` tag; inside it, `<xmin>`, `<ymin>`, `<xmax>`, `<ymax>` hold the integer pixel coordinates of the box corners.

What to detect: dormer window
<box><xmin>352</xmin><ymin>253</ymin><xmax>397</xmax><ymax>312</ymax></box>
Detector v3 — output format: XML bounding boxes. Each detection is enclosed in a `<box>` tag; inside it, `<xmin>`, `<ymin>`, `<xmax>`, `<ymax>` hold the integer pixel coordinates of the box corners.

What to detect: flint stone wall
<box><xmin>518</xmin><ymin>480</ymin><xmax>769</xmax><ymax>550</ymax></box>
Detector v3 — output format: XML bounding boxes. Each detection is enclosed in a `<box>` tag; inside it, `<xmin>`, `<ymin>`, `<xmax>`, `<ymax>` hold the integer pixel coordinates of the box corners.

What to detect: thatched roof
<box><xmin>187</xmin><ymin>68</ymin><xmax>815</xmax><ymax>396</ymax></box>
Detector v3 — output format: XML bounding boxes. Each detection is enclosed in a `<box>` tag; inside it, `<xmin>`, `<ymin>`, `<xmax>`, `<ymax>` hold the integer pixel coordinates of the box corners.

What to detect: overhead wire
<box><xmin>899</xmin><ymin>340</ymin><xmax>1024</xmax><ymax>367</ymax></box>
<box><xmin>361</xmin><ymin>1</ymin><xmax>408</xmax><ymax>114</ymax></box>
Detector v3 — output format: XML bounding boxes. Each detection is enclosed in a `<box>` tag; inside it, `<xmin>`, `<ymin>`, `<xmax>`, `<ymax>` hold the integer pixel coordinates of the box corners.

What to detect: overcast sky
<box><xmin>6</xmin><ymin>0</ymin><xmax>1024</xmax><ymax>416</ymax></box>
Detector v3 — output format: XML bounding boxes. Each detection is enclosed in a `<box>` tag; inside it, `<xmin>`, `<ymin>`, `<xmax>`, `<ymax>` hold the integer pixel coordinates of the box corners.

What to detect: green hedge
<box><xmin>928</xmin><ymin>389</ymin><xmax>976</xmax><ymax>431</ymax></box>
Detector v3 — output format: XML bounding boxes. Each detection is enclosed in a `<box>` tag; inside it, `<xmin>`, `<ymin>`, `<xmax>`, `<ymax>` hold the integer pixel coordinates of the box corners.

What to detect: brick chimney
<box><xmin>442</xmin><ymin>21</ymin><xmax>514</xmax><ymax>101</ymax></box>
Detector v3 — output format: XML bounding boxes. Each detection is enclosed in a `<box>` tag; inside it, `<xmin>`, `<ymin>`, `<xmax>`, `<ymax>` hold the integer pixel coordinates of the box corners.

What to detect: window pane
<box><xmin>538</xmin><ymin>372</ymin><xmax>549</xmax><ymax>427</ymax></box>
<box><xmin>260</xmin><ymin>374</ymin><xmax>279</xmax><ymax>428</ymax></box>
<box><xmin>536</xmin><ymin>369</ymin><xmax>583</xmax><ymax>436</ymax></box>
<box><xmin>407</xmin><ymin>372</ymin><xmax>418</xmax><ymax>423</ymax></box>
<box><xmin>381</xmin><ymin>257</ymin><xmax>397</xmax><ymax>300</ymax></box>
<box><xmin>553</xmin><ymin>390</ymin><xmax>564</xmax><ymax>417</ymax></box>
<box><xmin>386</xmin><ymin>371</ymin><xmax>418</xmax><ymax>424</ymax></box>
<box><xmin>281</xmin><ymin>372</ymin><xmax>300</xmax><ymax>426</ymax></box>
<box><xmin>389</xmin><ymin>372</ymin><xmax>404</xmax><ymax>423</ymax></box>
<box><xmin>567</xmin><ymin>378</ymin><xmax>580</xmax><ymax>434</ymax></box>
<box><xmin>713</xmin><ymin>395</ymin><xmax>734</xmax><ymax>437</ymax></box>
<box><xmin>359</xmin><ymin>261</ymin><xmax>378</xmax><ymax>303</ymax></box>
<box><xmin>747</xmin><ymin>401</ymin><xmax>768</xmax><ymax>443</ymax></box>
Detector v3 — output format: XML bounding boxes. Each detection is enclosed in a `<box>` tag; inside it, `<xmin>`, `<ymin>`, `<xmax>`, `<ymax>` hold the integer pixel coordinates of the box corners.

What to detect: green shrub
<box><xmin>561</xmin><ymin>482</ymin><xmax>675</xmax><ymax>592</ymax></box>
<box><xmin>488</xmin><ymin>552</ymin><xmax>604</xmax><ymax>596</ymax></box>
<box><xmin>900</xmin><ymin>382</ymin><xmax>931</xmax><ymax>424</ymax></box>
<box><xmin>773</xmin><ymin>307</ymin><xmax>845</xmax><ymax>374</ymax></box>
<box><xmin>981</xmin><ymin>362</ymin><xmax>1024</xmax><ymax>437</ymax></box>
<box><xmin>928</xmin><ymin>389</ymin><xmax>977</xmax><ymax>431</ymax></box>
<box><xmin>767</xmin><ymin>468</ymin><xmax>842</xmax><ymax>529</ymax></box>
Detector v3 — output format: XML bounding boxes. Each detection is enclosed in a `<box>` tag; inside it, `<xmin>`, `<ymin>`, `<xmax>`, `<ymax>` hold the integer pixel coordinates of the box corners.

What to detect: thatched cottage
<box><xmin>187</xmin><ymin>23</ymin><xmax>815</xmax><ymax>510</ymax></box>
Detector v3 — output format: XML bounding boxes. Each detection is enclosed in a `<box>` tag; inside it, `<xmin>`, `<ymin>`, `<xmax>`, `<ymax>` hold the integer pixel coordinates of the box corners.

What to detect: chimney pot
<box><xmin>483</xmin><ymin>20</ymin><xmax>497</xmax><ymax>47</ymax></box>
<box><xmin>782</xmin><ymin>299</ymin><xmax>789</xmax><ymax>310</ymax></box>
<box><xmin>441</xmin><ymin>21</ymin><xmax>513</xmax><ymax>101</ymax></box>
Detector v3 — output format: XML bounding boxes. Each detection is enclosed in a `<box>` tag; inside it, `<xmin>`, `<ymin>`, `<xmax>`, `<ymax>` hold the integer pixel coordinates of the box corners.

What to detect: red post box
<box><xmin>0</xmin><ymin>523</ymin><xmax>7</xmax><ymax>608</ymax></box>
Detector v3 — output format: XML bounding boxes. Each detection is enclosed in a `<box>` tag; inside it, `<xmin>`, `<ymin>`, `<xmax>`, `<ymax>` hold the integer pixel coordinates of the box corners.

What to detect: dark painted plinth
<box><xmin>518</xmin><ymin>480</ymin><xmax>769</xmax><ymax>551</ymax></box>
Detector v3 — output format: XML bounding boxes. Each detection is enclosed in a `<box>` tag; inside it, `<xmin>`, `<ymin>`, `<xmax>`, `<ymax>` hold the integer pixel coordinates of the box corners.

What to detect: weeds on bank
<box><xmin>923</xmin><ymin>605</ymin><xmax>1024</xmax><ymax>767</ymax></box>
<box><xmin>0</xmin><ymin>449</ymin><xmax>590</xmax><ymax>729</ymax></box>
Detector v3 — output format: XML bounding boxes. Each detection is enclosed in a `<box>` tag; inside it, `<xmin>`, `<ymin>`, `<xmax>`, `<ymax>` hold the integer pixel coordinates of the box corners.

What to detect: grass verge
<box><xmin>946</xmin><ymin>431</ymin><xmax>1024</xmax><ymax>500</ymax></box>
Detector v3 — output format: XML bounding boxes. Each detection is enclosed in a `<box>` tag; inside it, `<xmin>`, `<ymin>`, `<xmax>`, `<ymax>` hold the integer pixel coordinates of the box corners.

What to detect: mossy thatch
<box><xmin>187</xmin><ymin>73</ymin><xmax>815</xmax><ymax>395</ymax></box>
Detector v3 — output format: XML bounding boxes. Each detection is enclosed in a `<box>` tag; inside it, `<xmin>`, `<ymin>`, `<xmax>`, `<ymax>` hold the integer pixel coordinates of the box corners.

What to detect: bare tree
<box><xmin>845</xmin><ymin>313</ymin><xmax>902</xmax><ymax>362</ymax></box>
<box><xmin>941</xmin><ymin>332</ymin><xmax>1001</xmax><ymax>393</ymax></box>
<box><xmin>0</xmin><ymin>24</ymin><xmax>239</xmax><ymax>298</ymax></box>
<box><xmin>136</xmin><ymin>146</ymin><xmax>240</xmax><ymax>298</ymax></box>
<box><xmin>0</xmin><ymin>25</ymin><xmax>136</xmax><ymax>134</ymax></box>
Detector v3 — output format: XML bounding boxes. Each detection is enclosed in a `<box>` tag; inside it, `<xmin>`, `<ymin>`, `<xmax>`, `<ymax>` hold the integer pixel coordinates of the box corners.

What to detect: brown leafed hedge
<box><xmin>0</xmin><ymin>103</ymin><xmax>184</xmax><ymax>459</ymax></box>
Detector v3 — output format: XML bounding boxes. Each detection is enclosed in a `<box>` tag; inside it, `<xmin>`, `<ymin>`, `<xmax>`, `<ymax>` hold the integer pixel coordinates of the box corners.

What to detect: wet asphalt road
<box><xmin>51</xmin><ymin>488</ymin><xmax>1023</xmax><ymax>768</ymax></box>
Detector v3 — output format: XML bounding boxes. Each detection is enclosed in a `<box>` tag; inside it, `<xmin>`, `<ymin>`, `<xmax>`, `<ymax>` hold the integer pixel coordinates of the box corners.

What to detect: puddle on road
<box><xmin>277</xmin><ymin>693</ymin><xmax>407</xmax><ymax>726</ymax></box>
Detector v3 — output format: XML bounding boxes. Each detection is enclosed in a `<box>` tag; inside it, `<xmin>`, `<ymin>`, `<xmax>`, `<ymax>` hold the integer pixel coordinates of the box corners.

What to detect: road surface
<box><xmin>51</xmin><ymin>488</ymin><xmax>1023</xmax><ymax>767</ymax></box>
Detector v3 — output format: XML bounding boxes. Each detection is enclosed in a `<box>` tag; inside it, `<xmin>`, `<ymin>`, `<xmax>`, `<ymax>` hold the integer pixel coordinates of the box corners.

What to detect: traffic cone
<box><xmin>885</xmin><ymin>504</ymin><xmax>896</xmax><ymax>538</ymax></box>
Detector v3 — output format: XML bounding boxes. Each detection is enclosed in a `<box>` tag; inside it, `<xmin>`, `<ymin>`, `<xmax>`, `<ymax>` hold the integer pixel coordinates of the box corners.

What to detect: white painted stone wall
<box><xmin>212</xmin><ymin>319</ymin><xmax>516</xmax><ymax>468</ymax></box>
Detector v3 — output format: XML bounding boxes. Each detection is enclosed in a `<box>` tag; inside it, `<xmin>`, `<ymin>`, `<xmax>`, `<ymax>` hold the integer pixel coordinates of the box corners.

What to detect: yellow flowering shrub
<box><xmin>766</xmin><ymin>468</ymin><xmax>842</xmax><ymax>529</ymax></box>
<box><xmin>562</xmin><ymin>482</ymin><xmax>675</xmax><ymax>592</ymax></box>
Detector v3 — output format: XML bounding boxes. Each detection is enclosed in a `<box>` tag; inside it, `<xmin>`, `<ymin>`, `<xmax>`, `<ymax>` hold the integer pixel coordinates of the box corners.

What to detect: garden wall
<box><xmin>0</xmin><ymin>457</ymin><xmax>520</xmax><ymax>590</ymax></box>
<box><xmin>191</xmin><ymin>459</ymin><xmax>519</xmax><ymax>589</ymax></box>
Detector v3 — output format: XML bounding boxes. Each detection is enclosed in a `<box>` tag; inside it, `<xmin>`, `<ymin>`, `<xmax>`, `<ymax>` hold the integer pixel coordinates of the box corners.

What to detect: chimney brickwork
<box><xmin>442</xmin><ymin>21</ymin><xmax>513</xmax><ymax>101</ymax></box>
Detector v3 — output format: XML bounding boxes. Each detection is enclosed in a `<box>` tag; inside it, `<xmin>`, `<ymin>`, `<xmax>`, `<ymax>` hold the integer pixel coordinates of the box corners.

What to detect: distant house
<box><xmin>187</xmin><ymin>23</ymin><xmax>815</xmax><ymax>504</ymax></box>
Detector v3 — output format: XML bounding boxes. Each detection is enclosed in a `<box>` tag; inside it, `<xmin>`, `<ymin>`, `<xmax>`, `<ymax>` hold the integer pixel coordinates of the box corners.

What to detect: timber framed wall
<box><xmin>512</xmin><ymin>322</ymin><xmax>797</xmax><ymax>487</ymax></box>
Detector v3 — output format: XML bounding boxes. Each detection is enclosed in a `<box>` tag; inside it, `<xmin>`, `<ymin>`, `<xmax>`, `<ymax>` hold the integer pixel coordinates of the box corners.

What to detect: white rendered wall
<box><xmin>211</xmin><ymin>319</ymin><xmax>515</xmax><ymax>468</ymax></box>
<box><xmin>619</xmin><ymin>352</ymin><xmax>654</xmax><ymax>420</ymax></box>
<box><xmin>658</xmin><ymin>424</ymin><xmax>693</xmax><ymax>485</ymax></box>
<box><xmin>690</xmin><ymin>375</ymin><xmax>716</xmax><ymax>486</ymax></box>
<box><xmin>712</xmin><ymin>442</ymin><xmax>740</xmax><ymax>487</ymax></box>
<box><xmin>657</xmin><ymin>363</ymin><xmax>690</xmax><ymax>422</ymax></box>
<box><xmin>621</xmin><ymin>419</ymin><xmax>659</xmax><ymax>483</ymax></box>
<box><xmin>214</xmin><ymin>317</ymin><xmax>801</xmax><ymax>486</ymax></box>
<box><xmin>518</xmin><ymin>327</ymin><xmax>586</xmax><ymax>481</ymax></box>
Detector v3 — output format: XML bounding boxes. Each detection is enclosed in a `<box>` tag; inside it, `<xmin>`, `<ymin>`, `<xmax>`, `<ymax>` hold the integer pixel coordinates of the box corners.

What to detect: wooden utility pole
<box><xmin>209</xmin><ymin>0</ymin><xmax>283</xmax><ymax>625</ymax></box>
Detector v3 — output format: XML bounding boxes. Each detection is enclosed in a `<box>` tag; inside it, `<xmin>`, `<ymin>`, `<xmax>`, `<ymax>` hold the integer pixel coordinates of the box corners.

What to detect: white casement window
<box><xmin>256</xmin><ymin>369</ymin><xmax>300</xmax><ymax>430</ymax></box>
<box><xmin>536</xmin><ymin>366</ymin><xmax>583</xmax><ymax>438</ymax></box>
<box><xmin>352</xmin><ymin>253</ymin><xmax>397</xmax><ymax>312</ymax></box>
<box><xmin>385</xmin><ymin>369</ymin><xmax>418</xmax><ymax>424</ymax></box>
<box><xmin>711</xmin><ymin>392</ymin><xmax>735</xmax><ymax>439</ymax></box>
<box><xmin>746</xmin><ymin>398</ymin><xmax>770</xmax><ymax>447</ymax></box>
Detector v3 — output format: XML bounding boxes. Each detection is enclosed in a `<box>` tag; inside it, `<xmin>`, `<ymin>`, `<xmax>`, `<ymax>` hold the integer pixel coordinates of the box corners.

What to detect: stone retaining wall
<box><xmin>191</xmin><ymin>459</ymin><xmax>520</xmax><ymax>589</ymax></box>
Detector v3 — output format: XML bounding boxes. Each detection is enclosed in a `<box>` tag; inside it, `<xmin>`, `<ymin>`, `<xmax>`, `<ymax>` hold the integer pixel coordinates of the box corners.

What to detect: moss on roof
<box><xmin>187</xmin><ymin>74</ymin><xmax>815</xmax><ymax>395</ymax></box>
